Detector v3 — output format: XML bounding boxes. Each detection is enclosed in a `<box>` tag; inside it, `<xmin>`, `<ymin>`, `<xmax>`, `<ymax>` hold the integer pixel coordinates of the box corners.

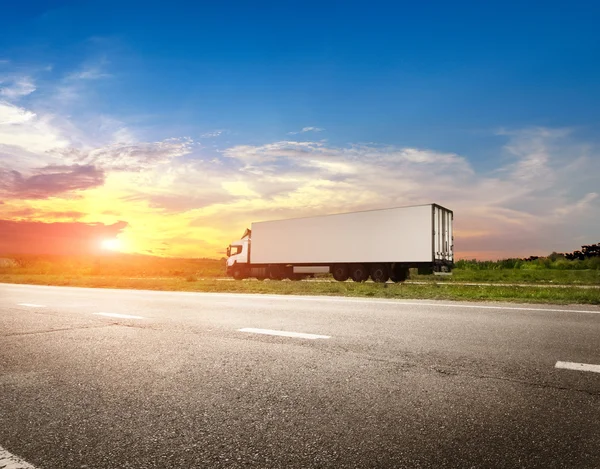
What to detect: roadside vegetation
<box><xmin>0</xmin><ymin>274</ymin><xmax>598</xmax><ymax>305</ymax></box>
<box><xmin>0</xmin><ymin>248</ymin><xmax>599</xmax><ymax>305</ymax></box>
<box><xmin>415</xmin><ymin>249</ymin><xmax>600</xmax><ymax>285</ymax></box>
<box><xmin>0</xmin><ymin>254</ymin><xmax>225</xmax><ymax>278</ymax></box>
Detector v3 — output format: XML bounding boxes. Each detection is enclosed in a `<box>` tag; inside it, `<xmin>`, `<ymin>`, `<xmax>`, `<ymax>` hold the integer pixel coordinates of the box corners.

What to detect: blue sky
<box><xmin>0</xmin><ymin>0</ymin><xmax>599</xmax><ymax>257</ymax></box>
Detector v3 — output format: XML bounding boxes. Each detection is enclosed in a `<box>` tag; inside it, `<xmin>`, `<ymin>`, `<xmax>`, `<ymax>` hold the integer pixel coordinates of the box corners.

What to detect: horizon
<box><xmin>1</xmin><ymin>1</ymin><xmax>599</xmax><ymax>260</ymax></box>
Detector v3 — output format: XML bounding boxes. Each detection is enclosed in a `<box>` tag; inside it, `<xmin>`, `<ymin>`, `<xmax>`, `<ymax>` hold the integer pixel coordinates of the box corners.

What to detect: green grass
<box><xmin>1</xmin><ymin>274</ymin><xmax>598</xmax><ymax>305</ymax></box>
<box><xmin>411</xmin><ymin>268</ymin><xmax>600</xmax><ymax>285</ymax></box>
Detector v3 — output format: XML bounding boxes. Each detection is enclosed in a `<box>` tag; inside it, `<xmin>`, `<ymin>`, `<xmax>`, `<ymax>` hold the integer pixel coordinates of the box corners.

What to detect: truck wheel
<box><xmin>232</xmin><ymin>268</ymin><xmax>246</xmax><ymax>280</ymax></box>
<box><xmin>350</xmin><ymin>264</ymin><xmax>368</xmax><ymax>282</ymax></box>
<box><xmin>332</xmin><ymin>264</ymin><xmax>349</xmax><ymax>282</ymax></box>
<box><xmin>390</xmin><ymin>265</ymin><xmax>408</xmax><ymax>283</ymax></box>
<box><xmin>370</xmin><ymin>264</ymin><xmax>390</xmax><ymax>283</ymax></box>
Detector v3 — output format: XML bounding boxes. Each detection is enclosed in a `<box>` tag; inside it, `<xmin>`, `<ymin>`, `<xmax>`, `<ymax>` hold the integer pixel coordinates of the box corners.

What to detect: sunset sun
<box><xmin>101</xmin><ymin>238</ymin><xmax>122</xmax><ymax>251</ymax></box>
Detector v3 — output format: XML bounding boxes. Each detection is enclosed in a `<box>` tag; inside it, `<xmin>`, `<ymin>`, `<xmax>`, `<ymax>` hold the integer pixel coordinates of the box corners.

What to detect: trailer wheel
<box><xmin>268</xmin><ymin>265</ymin><xmax>284</xmax><ymax>280</ymax></box>
<box><xmin>390</xmin><ymin>265</ymin><xmax>408</xmax><ymax>283</ymax></box>
<box><xmin>370</xmin><ymin>264</ymin><xmax>390</xmax><ymax>283</ymax></box>
<box><xmin>332</xmin><ymin>264</ymin><xmax>349</xmax><ymax>282</ymax></box>
<box><xmin>350</xmin><ymin>264</ymin><xmax>368</xmax><ymax>282</ymax></box>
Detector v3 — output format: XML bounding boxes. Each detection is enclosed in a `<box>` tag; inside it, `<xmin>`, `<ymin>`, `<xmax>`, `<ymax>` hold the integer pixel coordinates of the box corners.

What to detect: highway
<box><xmin>1</xmin><ymin>283</ymin><xmax>599</xmax><ymax>468</ymax></box>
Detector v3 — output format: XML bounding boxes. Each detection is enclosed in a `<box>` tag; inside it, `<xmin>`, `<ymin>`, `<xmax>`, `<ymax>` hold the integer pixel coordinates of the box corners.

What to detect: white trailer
<box><xmin>225</xmin><ymin>203</ymin><xmax>453</xmax><ymax>282</ymax></box>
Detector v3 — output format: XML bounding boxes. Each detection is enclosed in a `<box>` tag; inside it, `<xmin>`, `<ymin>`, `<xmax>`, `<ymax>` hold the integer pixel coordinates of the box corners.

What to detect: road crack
<box><xmin>2</xmin><ymin>324</ymin><xmax>114</xmax><ymax>337</ymax></box>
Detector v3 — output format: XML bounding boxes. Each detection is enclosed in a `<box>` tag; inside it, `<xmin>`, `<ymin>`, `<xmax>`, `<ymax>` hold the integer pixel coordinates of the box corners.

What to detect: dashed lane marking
<box><xmin>0</xmin><ymin>445</ymin><xmax>37</xmax><ymax>469</ymax></box>
<box><xmin>239</xmin><ymin>328</ymin><xmax>331</xmax><ymax>340</ymax></box>
<box><xmin>93</xmin><ymin>312</ymin><xmax>145</xmax><ymax>319</ymax></box>
<box><xmin>555</xmin><ymin>361</ymin><xmax>600</xmax><ymax>374</ymax></box>
<box><xmin>17</xmin><ymin>303</ymin><xmax>45</xmax><ymax>308</ymax></box>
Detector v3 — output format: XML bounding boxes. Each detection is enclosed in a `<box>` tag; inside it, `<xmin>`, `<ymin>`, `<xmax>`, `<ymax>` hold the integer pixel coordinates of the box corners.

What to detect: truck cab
<box><xmin>225</xmin><ymin>231</ymin><xmax>250</xmax><ymax>278</ymax></box>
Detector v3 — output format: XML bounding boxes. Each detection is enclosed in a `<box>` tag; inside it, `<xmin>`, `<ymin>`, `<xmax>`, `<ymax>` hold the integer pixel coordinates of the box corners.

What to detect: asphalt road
<box><xmin>1</xmin><ymin>283</ymin><xmax>599</xmax><ymax>468</ymax></box>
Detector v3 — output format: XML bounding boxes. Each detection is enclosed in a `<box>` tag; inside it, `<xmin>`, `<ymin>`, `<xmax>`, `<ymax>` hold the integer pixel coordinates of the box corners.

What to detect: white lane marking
<box><xmin>555</xmin><ymin>361</ymin><xmax>600</xmax><ymax>374</ymax></box>
<box><xmin>153</xmin><ymin>291</ymin><xmax>600</xmax><ymax>315</ymax></box>
<box><xmin>106</xmin><ymin>290</ymin><xmax>600</xmax><ymax>315</ymax></box>
<box><xmin>239</xmin><ymin>328</ymin><xmax>331</xmax><ymax>340</ymax></box>
<box><xmin>267</xmin><ymin>297</ymin><xmax>600</xmax><ymax>314</ymax></box>
<box><xmin>17</xmin><ymin>303</ymin><xmax>45</xmax><ymax>308</ymax></box>
<box><xmin>93</xmin><ymin>312</ymin><xmax>145</xmax><ymax>319</ymax></box>
<box><xmin>0</xmin><ymin>445</ymin><xmax>37</xmax><ymax>468</ymax></box>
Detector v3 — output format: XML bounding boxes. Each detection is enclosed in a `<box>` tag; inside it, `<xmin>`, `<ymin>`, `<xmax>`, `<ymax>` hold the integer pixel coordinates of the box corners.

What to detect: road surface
<box><xmin>1</xmin><ymin>283</ymin><xmax>599</xmax><ymax>468</ymax></box>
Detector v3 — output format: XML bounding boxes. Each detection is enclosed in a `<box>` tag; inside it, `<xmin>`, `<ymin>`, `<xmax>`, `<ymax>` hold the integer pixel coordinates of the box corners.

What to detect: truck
<box><xmin>225</xmin><ymin>203</ymin><xmax>453</xmax><ymax>282</ymax></box>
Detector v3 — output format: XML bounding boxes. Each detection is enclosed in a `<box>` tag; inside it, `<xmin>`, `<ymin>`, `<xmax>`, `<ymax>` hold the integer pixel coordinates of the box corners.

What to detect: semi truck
<box><xmin>225</xmin><ymin>203</ymin><xmax>453</xmax><ymax>282</ymax></box>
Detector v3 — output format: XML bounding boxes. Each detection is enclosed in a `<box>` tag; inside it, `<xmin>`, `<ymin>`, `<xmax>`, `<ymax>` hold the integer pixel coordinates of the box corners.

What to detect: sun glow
<box><xmin>101</xmin><ymin>238</ymin><xmax>122</xmax><ymax>251</ymax></box>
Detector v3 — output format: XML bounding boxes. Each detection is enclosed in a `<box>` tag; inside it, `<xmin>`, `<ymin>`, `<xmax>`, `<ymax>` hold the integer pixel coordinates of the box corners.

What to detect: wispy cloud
<box><xmin>0</xmin><ymin>76</ymin><xmax>36</xmax><ymax>99</ymax></box>
<box><xmin>201</xmin><ymin>129</ymin><xmax>227</xmax><ymax>138</ymax></box>
<box><xmin>65</xmin><ymin>57</ymin><xmax>112</xmax><ymax>81</ymax></box>
<box><xmin>66</xmin><ymin>67</ymin><xmax>112</xmax><ymax>81</ymax></box>
<box><xmin>53</xmin><ymin>137</ymin><xmax>194</xmax><ymax>172</ymax></box>
<box><xmin>53</xmin><ymin>60</ymin><xmax>113</xmax><ymax>105</ymax></box>
<box><xmin>287</xmin><ymin>126</ymin><xmax>325</xmax><ymax>135</ymax></box>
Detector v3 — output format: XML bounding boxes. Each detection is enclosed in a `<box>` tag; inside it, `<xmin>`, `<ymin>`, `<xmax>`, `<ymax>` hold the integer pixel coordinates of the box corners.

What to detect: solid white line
<box><xmin>17</xmin><ymin>303</ymin><xmax>45</xmax><ymax>308</ymax></box>
<box><xmin>245</xmin><ymin>296</ymin><xmax>600</xmax><ymax>315</ymax></box>
<box><xmin>93</xmin><ymin>312</ymin><xmax>145</xmax><ymax>319</ymax></box>
<box><xmin>239</xmin><ymin>328</ymin><xmax>331</xmax><ymax>340</ymax></box>
<box><xmin>166</xmin><ymin>292</ymin><xmax>600</xmax><ymax>314</ymax></box>
<box><xmin>143</xmin><ymin>291</ymin><xmax>599</xmax><ymax>315</ymax></box>
<box><xmin>0</xmin><ymin>445</ymin><xmax>37</xmax><ymax>468</ymax></box>
<box><xmin>555</xmin><ymin>361</ymin><xmax>600</xmax><ymax>374</ymax></box>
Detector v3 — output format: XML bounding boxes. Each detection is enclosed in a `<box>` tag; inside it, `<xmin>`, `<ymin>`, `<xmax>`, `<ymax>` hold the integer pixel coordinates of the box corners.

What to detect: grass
<box><xmin>0</xmin><ymin>254</ymin><xmax>598</xmax><ymax>305</ymax></box>
<box><xmin>1</xmin><ymin>274</ymin><xmax>598</xmax><ymax>305</ymax></box>
<box><xmin>411</xmin><ymin>268</ymin><xmax>600</xmax><ymax>285</ymax></box>
<box><xmin>0</xmin><ymin>254</ymin><xmax>225</xmax><ymax>277</ymax></box>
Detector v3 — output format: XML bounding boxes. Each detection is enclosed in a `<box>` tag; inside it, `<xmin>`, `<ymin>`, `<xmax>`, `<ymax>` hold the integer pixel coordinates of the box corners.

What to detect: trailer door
<box><xmin>433</xmin><ymin>205</ymin><xmax>453</xmax><ymax>263</ymax></box>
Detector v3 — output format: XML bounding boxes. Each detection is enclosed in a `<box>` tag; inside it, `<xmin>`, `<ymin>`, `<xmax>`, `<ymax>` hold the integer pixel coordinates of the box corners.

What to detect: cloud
<box><xmin>222</xmin><ymin>141</ymin><xmax>468</xmax><ymax>179</ymax></box>
<box><xmin>67</xmin><ymin>69</ymin><xmax>112</xmax><ymax>80</ymax></box>
<box><xmin>287</xmin><ymin>126</ymin><xmax>325</xmax><ymax>135</ymax></box>
<box><xmin>0</xmin><ymin>102</ymin><xmax>69</xmax><ymax>153</ymax></box>
<box><xmin>201</xmin><ymin>130</ymin><xmax>226</xmax><ymax>138</ymax></box>
<box><xmin>0</xmin><ymin>77</ymin><xmax>36</xmax><ymax>99</ymax></box>
<box><xmin>53</xmin><ymin>137</ymin><xmax>194</xmax><ymax>172</ymax></box>
<box><xmin>65</xmin><ymin>61</ymin><xmax>112</xmax><ymax>81</ymax></box>
<box><xmin>0</xmin><ymin>219</ymin><xmax>127</xmax><ymax>255</ymax></box>
<box><xmin>0</xmin><ymin>102</ymin><xmax>36</xmax><ymax>124</ymax></box>
<box><xmin>0</xmin><ymin>164</ymin><xmax>105</xmax><ymax>199</ymax></box>
<box><xmin>50</xmin><ymin>61</ymin><xmax>113</xmax><ymax>106</ymax></box>
<box><xmin>1</xmin><ymin>206</ymin><xmax>85</xmax><ymax>220</ymax></box>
